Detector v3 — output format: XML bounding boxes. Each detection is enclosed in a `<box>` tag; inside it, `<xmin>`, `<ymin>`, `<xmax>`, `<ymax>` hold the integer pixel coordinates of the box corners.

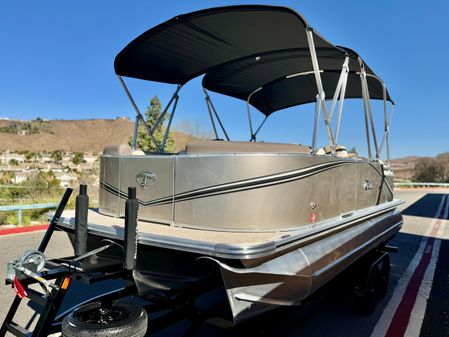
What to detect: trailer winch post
<box><xmin>38</xmin><ymin>188</ymin><xmax>73</xmax><ymax>253</ymax></box>
<box><xmin>124</xmin><ymin>187</ymin><xmax>139</xmax><ymax>270</ymax></box>
<box><xmin>74</xmin><ymin>184</ymin><xmax>89</xmax><ymax>256</ymax></box>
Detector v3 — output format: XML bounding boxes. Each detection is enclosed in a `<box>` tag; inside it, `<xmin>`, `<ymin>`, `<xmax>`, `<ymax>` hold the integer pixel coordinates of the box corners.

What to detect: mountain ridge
<box><xmin>0</xmin><ymin>118</ymin><xmax>197</xmax><ymax>153</ymax></box>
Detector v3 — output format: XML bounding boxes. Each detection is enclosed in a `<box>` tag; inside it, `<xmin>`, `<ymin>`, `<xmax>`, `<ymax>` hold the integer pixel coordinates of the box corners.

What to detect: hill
<box><xmin>390</xmin><ymin>154</ymin><xmax>449</xmax><ymax>182</ymax></box>
<box><xmin>0</xmin><ymin>118</ymin><xmax>197</xmax><ymax>153</ymax></box>
<box><xmin>389</xmin><ymin>156</ymin><xmax>426</xmax><ymax>180</ymax></box>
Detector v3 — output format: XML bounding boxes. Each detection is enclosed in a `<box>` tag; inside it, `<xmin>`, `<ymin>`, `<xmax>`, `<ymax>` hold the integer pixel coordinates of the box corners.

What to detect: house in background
<box><xmin>55</xmin><ymin>173</ymin><xmax>78</xmax><ymax>188</ymax></box>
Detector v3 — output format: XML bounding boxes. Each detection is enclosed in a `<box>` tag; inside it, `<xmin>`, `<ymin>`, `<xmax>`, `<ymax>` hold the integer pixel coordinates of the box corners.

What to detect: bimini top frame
<box><xmin>114</xmin><ymin>5</ymin><xmax>394</xmax><ymax>163</ymax></box>
<box><xmin>203</xmin><ymin>44</ymin><xmax>394</xmax><ymax>161</ymax></box>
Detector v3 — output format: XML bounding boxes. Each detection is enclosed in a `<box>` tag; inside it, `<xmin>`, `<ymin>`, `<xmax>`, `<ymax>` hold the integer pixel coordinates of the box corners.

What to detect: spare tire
<box><xmin>62</xmin><ymin>302</ymin><xmax>147</xmax><ymax>337</ymax></box>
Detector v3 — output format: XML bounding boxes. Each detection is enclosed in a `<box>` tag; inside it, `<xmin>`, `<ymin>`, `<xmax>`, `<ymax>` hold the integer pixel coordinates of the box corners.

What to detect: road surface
<box><xmin>0</xmin><ymin>189</ymin><xmax>447</xmax><ymax>337</ymax></box>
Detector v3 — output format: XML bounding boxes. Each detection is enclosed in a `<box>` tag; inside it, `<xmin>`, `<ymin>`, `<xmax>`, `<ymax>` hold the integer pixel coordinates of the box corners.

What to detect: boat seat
<box><xmin>318</xmin><ymin>145</ymin><xmax>348</xmax><ymax>158</ymax></box>
<box><xmin>185</xmin><ymin>140</ymin><xmax>311</xmax><ymax>154</ymax></box>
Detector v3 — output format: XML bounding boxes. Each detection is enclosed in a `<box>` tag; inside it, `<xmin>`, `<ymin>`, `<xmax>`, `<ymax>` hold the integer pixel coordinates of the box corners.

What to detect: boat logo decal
<box><xmin>136</xmin><ymin>171</ymin><xmax>157</xmax><ymax>190</ymax></box>
<box><xmin>363</xmin><ymin>180</ymin><xmax>374</xmax><ymax>191</ymax></box>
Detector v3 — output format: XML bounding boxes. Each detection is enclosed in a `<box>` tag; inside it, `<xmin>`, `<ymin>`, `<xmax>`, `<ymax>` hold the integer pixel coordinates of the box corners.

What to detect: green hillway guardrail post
<box><xmin>0</xmin><ymin>203</ymin><xmax>58</xmax><ymax>226</ymax></box>
<box><xmin>17</xmin><ymin>208</ymin><xmax>21</xmax><ymax>226</ymax></box>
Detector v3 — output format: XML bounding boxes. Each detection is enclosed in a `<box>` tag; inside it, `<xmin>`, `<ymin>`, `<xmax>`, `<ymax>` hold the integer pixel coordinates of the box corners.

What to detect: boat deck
<box><xmin>56</xmin><ymin>200</ymin><xmax>403</xmax><ymax>260</ymax></box>
<box><xmin>58</xmin><ymin>209</ymin><xmax>281</xmax><ymax>259</ymax></box>
<box><xmin>61</xmin><ymin>209</ymin><xmax>278</xmax><ymax>244</ymax></box>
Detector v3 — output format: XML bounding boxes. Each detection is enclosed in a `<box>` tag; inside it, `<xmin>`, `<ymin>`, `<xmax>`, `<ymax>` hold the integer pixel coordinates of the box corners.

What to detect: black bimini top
<box><xmin>115</xmin><ymin>5</ymin><xmax>392</xmax><ymax>115</ymax></box>
<box><xmin>203</xmin><ymin>46</ymin><xmax>393</xmax><ymax>115</ymax></box>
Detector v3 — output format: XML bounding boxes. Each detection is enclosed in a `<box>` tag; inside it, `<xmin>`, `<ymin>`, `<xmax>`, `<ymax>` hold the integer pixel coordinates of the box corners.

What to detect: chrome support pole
<box><xmin>312</xmin><ymin>94</ymin><xmax>321</xmax><ymax>152</ymax></box>
<box><xmin>334</xmin><ymin>69</ymin><xmax>348</xmax><ymax>144</ymax></box>
<box><xmin>117</xmin><ymin>75</ymin><xmax>161</xmax><ymax>151</ymax></box>
<box><xmin>250</xmin><ymin>115</ymin><xmax>269</xmax><ymax>141</ymax></box>
<box><xmin>204</xmin><ymin>89</ymin><xmax>230</xmax><ymax>141</ymax></box>
<box><xmin>246</xmin><ymin>102</ymin><xmax>255</xmax><ymax>141</ymax></box>
<box><xmin>359</xmin><ymin>71</ymin><xmax>372</xmax><ymax>159</ymax></box>
<box><xmin>329</xmin><ymin>57</ymin><xmax>349</xmax><ymax>120</ymax></box>
<box><xmin>203</xmin><ymin>90</ymin><xmax>219</xmax><ymax>139</ymax></box>
<box><xmin>131</xmin><ymin>115</ymin><xmax>139</xmax><ymax>150</ymax></box>
<box><xmin>246</xmin><ymin>87</ymin><xmax>262</xmax><ymax>141</ymax></box>
<box><xmin>306</xmin><ymin>28</ymin><xmax>335</xmax><ymax>148</ymax></box>
<box><xmin>356</xmin><ymin>73</ymin><xmax>392</xmax><ymax>162</ymax></box>
<box><xmin>383</xmin><ymin>83</ymin><xmax>388</xmax><ymax>137</ymax></box>
<box><xmin>161</xmin><ymin>94</ymin><xmax>179</xmax><ymax>150</ymax></box>
<box><xmin>361</xmin><ymin>71</ymin><xmax>379</xmax><ymax>158</ymax></box>
<box><xmin>151</xmin><ymin>84</ymin><xmax>182</xmax><ymax>134</ymax></box>
<box><xmin>378</xmin><ymin>83</ymin><xmax>388</xmax><ymax>155</ymax></box>
<box><xmin>286</xmin><ymin>70</ymin><xmax>319</xmax><ymax>79</ymax></box>
<box><xmin>385</xmin><ymin>131</ymin><xmax>390</xmax><ymax>167</ymax></box>
<box><xmin>385</xmin><ymin>104</ymin><xmax>394</xmax><ymax>166</ymax></box>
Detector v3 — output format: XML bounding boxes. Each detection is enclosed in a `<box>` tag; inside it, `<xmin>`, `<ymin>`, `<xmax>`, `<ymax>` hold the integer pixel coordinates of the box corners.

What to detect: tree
<box><xmin>25</xmin><ymin>152</ymin><xmax>35</xmax><ymax>162</ymax></box>
<box><xmin>9</xmin><ymin>159</ymin><xmax>19</xmax><ymax>166</ymax></box>
<box><xmin>26</xmin><ymin>170</ymin><xmax>62</xmax><ymax>198</ymax></box>
<box><xmin>72</xmin><ymin>152</ymin><xmax>86</xmax><ymax>165</ymax></box>
<box><xmin>413</xmin><ymin>158</ymin><xmax>445</xmax><ymax>183</ymax></box>
<box><xmin>51</xmin><ymin>150</ymin><xmax>63</xmax><ymax>164</ymax></box>
<box><xmin>32</xmin><ymin>171</ymin><xmax>60</xmax><ymax>189</ymax></box>
<box><xmin>436</xmin><ymin>152</ymin><xmax>449</xmax><ymax>183</ymax></box>
<box><xmin>133</xmin><ymin>96</ymin><xmax>175</xmax><ymax>153</ymax></box>
<box><xmin>0</xmin><ymin>171</ymin><xmax>15</xmax><ymax>184</ymax></box>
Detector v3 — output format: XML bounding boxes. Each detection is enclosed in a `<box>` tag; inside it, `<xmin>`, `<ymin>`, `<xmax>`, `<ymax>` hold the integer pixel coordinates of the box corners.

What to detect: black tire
<box><xmin>357</xmin><ymin>264</ymin><xmax>380</xmax><ymax>315</ymax></box>
<box><xmin>358</xmin><ymin>286</ymin><xmax>377</xmax><ymax>315</ymax></box>
<box><xmin>375</xmin><ymin>257</ymin><xmax>390</xmax><ymax>299</ymax></box>
<box><xmin>62</xmin><ymin>302</ymin><xmax>147</xmax><ymax>337</ymax></box>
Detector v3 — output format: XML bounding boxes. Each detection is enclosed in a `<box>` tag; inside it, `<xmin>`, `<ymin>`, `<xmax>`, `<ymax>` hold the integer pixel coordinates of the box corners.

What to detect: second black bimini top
<box><xmin>114</xmin><ymin>5</ymin><xmax>392</xmax><ymax>115</ymax></box>
<box><xmin>203</xmin><ymin>47</ymin><xmax>393</xmax><ymax>115</ymax></box>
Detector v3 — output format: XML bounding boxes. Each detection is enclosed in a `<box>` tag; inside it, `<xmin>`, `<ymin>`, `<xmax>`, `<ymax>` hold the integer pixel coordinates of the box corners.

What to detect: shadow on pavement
<box><xmin>402</xmin><ymin>193</ymin><xmax>448</xmax><ymax>219</ymax></box>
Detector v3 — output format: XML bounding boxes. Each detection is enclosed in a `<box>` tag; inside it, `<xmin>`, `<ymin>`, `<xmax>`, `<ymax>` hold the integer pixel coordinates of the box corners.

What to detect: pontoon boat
<box><xmin>56</xmin><ymin>5</ymin><xmax>402</xmax><ymax>323</ymax></box>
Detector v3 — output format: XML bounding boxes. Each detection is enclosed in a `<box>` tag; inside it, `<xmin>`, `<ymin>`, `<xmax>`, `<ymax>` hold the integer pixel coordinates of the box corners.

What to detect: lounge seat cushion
<box><xmin>103</xmin><ymin>144</ymin><xmax>144</xmax><ymax>156</ymax></box>
<box><xmin>103</xmin><ymin>144</ymin><xmax>133</xmax><ymax>155</ymax></box>
<box><xmin>185</xmin><ymin>141</ymin><xmax>311</xmax><ymax>154</ymax></box>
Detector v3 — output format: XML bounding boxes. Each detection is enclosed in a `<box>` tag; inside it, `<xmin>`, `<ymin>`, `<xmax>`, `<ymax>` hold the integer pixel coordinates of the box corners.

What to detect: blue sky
<box><xmin>1</xmin><ymin>1</ymin><xmax>448</xmax><ymax>158</ymax></box>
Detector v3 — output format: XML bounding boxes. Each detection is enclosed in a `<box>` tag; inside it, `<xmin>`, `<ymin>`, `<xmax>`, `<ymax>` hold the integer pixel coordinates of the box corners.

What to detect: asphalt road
<box><xmin>0</xmin><ymin>189</ymin><xmax>447</xmax><ymax>337</ymax></box>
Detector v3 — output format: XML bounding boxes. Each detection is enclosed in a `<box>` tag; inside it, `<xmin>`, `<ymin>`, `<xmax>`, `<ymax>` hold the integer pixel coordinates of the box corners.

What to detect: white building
<box><xmin>0</xmin><ymin>153</ymin><xmax>25</xmax><ymax>165</ymax></box>
<box><xmin>84</xmin><ymin>155</ymin><xmax>98</xmax><ymax>164</ymax></box>
<box><xmin>56</xmin><ymin>173</ymin><xmax>78</xmax><ymax>188</ymax></box>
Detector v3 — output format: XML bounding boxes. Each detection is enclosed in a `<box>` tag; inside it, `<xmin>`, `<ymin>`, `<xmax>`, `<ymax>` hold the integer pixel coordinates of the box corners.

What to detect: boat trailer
<box><xmin>0</xmin><ymin>185</ymin><xmax>396</xmax><ymax>337</ymax></box>
<box><xmin>0</xmin><ymin>186</ymin><xmax>233</xmax><ymax>337</ymax></box>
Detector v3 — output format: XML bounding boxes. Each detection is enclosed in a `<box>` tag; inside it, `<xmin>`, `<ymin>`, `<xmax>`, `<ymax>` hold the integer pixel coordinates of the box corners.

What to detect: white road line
<box><xmin>370</xmin><ymin>195</ymin><xmax>447</xmax><ymax>337</ymax></box>
<box><xmin>404</xmin><ymin>198</ymin><xmax>448</xmax><ymax>337</ymax></box>
<box><xmin>404</xmin><ymin>239</ymin><xmax>441</xmax><ymax>337</ymax></box>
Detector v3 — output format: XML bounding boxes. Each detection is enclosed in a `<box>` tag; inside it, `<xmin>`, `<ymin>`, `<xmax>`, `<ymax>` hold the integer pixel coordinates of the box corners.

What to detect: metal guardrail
<box><xmin>394</xmin><ymin>182</ymin><xmax>449</xmax><ymax>189</ymax></box>
<box><xmin>0</xmin><ymin>185</ymin><xmax>62</xmax><ymax>189</ymax></box>
<box><xmin>0</xmin><ymin>203</ymin><xmax>58</xmax><ymax>226</ymax></box>
<box><xmin>0</xmin><ymin>185</ymin><xmax>64</xmax><ymax>203</ymax></box>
